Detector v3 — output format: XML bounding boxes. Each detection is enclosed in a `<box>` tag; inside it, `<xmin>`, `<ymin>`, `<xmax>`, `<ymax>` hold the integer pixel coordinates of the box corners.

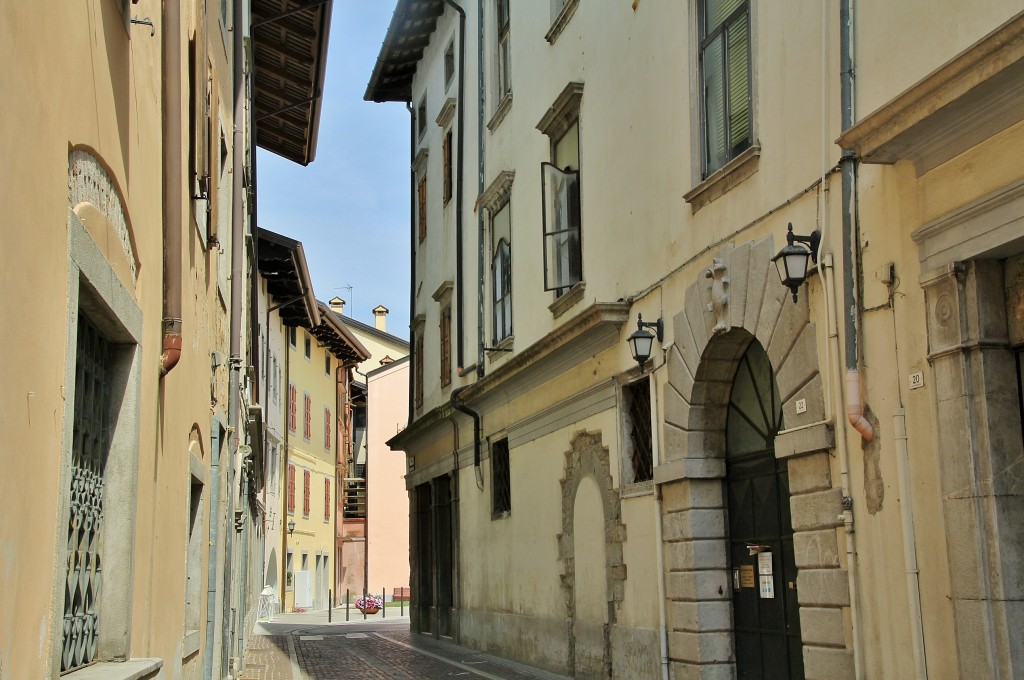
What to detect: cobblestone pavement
<box><xmin>239</xmin><ymin>610</ymin><xmax>569</xmax><ymax>680</ymax></box>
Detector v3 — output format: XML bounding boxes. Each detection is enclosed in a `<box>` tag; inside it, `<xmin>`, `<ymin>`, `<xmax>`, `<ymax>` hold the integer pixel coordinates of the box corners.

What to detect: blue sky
<box><xmin>257</xmin><ymin>2</ymin><xmax>410</xmax><ymax>337</ymax></box>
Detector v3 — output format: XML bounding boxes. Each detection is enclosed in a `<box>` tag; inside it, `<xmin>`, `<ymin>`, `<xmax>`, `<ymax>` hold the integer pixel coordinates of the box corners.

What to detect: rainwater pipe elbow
<box><xmin>450</xmin><ymin>386</ymin><xmax>481</xmax><ymax>471</ymax></box>
<box><xmin>160</xmin><ymin>319</ymin><xmax>183</xmax><ymax>375</ymax></box>
<box><xmin>846</xmin><ymin>370</ymin><xmax>874</xmax><ymax>442</ymax></box>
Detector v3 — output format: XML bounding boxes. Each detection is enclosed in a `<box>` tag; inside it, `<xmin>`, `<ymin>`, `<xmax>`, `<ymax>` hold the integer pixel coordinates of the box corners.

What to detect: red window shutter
<box><xmin>304</xmin><ymin>395</ymin><xmax>312</xmax><ymax>439</ymax></box>
<box><xmin>303</xmin><ymin>469</ymin><xmax>311</xmax><ymax>516</ymax></box>
<box><xmin>325</xmin><ymin>409</ymin><xmax>332</xmax><ymax>450</ymax></box>
<box><xmin>324</xmin><ymin>478</ymin><xmax>331</xmax><ymax>520</ymax></box>
<box><xmin>287</xmin><ymin>465</ymin><xmax>295</xmax><ymax>512</ymax></box>
<box><xmin>288</xmin><ymin>384</ymin><xmax>297</xmax><ymax>432</ymax></box>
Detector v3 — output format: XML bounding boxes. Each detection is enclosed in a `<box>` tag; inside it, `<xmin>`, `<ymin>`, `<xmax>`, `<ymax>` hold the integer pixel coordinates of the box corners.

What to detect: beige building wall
<box><xmin>283</xmin><ymin>328</ymin><xmax>339</xmax><ymax>612</ymax></box>
<box><xmin>0</xmin><ymin>1</ymin><xmax>260</xmax><ymax>678</ymax></box>
<box><xmin>366</xmin><ymin>358</ymin><xmax>412</xmax><ymax>598</ymax></box>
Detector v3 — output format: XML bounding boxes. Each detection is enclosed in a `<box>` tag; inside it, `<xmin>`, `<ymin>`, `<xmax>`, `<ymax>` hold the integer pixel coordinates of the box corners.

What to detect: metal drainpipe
<box><xmin>476</xmin><ymin>0</ymin><xmax>486</xmax><ymax>377</ymax></box>
<box><xmin>450</xmin><ymin>386</ymin><xmax>482</xmax><ymax>488</ymax></box>
<box><xmin>225</xmin><ymin>0</ymin><xmax>247</xmax><ymax>665</ymax></box>
<box><xmin>204</xmin><ymin>419</ymin><xmax>222</xmax><ymax>680</ymax></box>
<box><xmin>406</xmin><ymin>103</ymin><xmax>416</xmax><ymax>427</ymax></box>
<box><xmin>442</xmin><ymin>0</ymin><xmax>467</xmax><ymax>373</ymax></box>
<box><xmin>160</xmin><ymin>0</ymin><xmax>183</xmax><ymax>375</ymax></box>
<box><xmin>840</xmin><ymin>0</ymin><xmax>874</xmax><ymax>443</ymax></box>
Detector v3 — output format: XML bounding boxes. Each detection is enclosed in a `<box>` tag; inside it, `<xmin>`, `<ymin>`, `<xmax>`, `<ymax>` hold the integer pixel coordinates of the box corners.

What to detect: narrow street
<box><xmin>240</xmin><ymin>611</ymin><xmax>569</xmax><ymax>680</ymax></box>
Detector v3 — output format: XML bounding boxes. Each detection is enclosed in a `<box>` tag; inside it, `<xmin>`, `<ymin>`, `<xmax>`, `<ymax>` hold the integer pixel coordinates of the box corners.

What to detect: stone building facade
<box><xmin>366</xmin><ymin>1</ymin><xmax>1024</xmax><ymax>678</ymax></box>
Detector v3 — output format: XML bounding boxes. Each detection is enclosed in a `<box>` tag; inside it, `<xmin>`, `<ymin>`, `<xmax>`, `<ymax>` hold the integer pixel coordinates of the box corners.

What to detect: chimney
<box><xmin>372</xmin><ymin>305</ymin><xmax>389</xmax><ymax>332</ymax></box>
<box><xmin>329</xmin><ymin>297</ymin><xmax>345</xmax><ymax>315</ymax></box>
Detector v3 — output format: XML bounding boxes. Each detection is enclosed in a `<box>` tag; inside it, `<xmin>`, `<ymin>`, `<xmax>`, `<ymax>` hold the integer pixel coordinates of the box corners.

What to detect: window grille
<box><xmin>62</xmin><ymin>315</ymin><xmax>113</xmax><ymax>672</ymax></box>
<box><xmin>624</xmin><ymin>377</ymin><xmax>654</xmax><ymax>483</ymax></box>
<box><xmin>492</xmin><ymin>438</ymin><xmax>511</xmax><ymax>515</ymax></box>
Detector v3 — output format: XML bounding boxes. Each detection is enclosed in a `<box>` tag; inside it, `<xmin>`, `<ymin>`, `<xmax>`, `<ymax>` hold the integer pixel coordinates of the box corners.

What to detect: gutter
<box><xmin>442</xmin><ymin>0</ymin><xmax>467</xmax><ymax>373</ymax></box>
<box><xmin>160</xmin><ymin>0</ymin><xmax>183</xmax><ymax>375</ymax></box>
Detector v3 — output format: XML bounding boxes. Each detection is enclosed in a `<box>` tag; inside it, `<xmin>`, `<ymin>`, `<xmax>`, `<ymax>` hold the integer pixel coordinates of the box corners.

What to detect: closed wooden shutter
<box><xmin>303</xmin><ymin>469</ymin><xmax>311</xmax><ymax>516</ymax></box>
<box><xmin>287</xmin><ymin>465</ymin><xmax>295</xmax><ymax>512</ymax></box>
<box><xmin>324</xmin><ymin>478</ymin><xmax>331</xmax><ymax>520</ymax></box>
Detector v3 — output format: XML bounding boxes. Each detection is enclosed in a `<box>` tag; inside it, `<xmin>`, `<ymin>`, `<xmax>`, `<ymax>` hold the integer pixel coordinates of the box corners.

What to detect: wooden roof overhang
<box><xmin>313</xmin><ymin>303</ymin><xmax>371</xmax><ymax>366</ymax></box>
<box><xmin>252</xmin><ymin>0</ymin><xmax>333</xmax><ymax>165</ymax></box>
<box><xmin>364</xmin><ymin>0</ymin><xmax>446</xmax><ymax>103</ymax></box>
<box><xmin>254</xmin><ymin>227</ymin><xmax>321</xmax><ymax>328</ymax></box>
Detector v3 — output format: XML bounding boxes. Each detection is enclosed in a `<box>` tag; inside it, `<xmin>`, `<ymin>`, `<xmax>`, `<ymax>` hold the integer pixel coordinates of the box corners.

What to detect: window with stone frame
<box><xmin>303</xmin><ymin>468</ymin><xmax>311</xmax><ymax>517</ymax></box>
<box><xmin>288</xmin><ymin>383</ymin><xmax>297</xmax><ymax>432</ymax></box>
<box><xmin>418</xmin><ymin>175</ymin><xmax>428</xmax><ymax>242</ymax></box>
<box><xmin>495</xmin><ymin>0</ymin><xmax>511</xmax><ymax>103</ymax></box>
<box><xmin>303</xmin><ymin>392</ymin><xmax>312</xmax><ymax>440</ymax></box>
<box><xmin>324</xmin><ymin>477</ymin><xmax>331</xmax><ymax>521</ymax></box>
<box><xmin>440</xmin><ymin>305</ymin><xmax>452</xmax><ymax>387</ymax></box>
<box><xmin>414</xmin><ymin>329</ymin><xmax>424</xmax><ymax>408</ymax></box>
<box><xmin>622</xmin><ymin>376</ymin><xmax>654</xmax><ymax>486</ymax></box>
<box><xmin>444</xmin><ymin>39</ymin><xmax>456</xmax><ymax>90</ymax></box>
<box><xmin>287</xmin><ymin>463</ymin><xmax>296</xmax><ymax>513</ymax></box>
<box><xmin>492</xmin><ymin>229</ymin><xmax>512</xmax><ymax>343</ymax></box>
<box><xmin>442</xmin><ymin>129</ymin><xmax>453</xmax><ymax>206</ymax></box>
<box><xmin>491</xmin><ymin>437</ymin><xmax>511</xmax><ymax>516</ymax></box>
<box><xmin>699</xmin><ymin>0</ymin><xmax>752</xmax><ymax>177</ymax></box>
<box><xmin>546</xmin><ymin>124</ymin><xmax>581</xmax><ymax>294</ymax></box>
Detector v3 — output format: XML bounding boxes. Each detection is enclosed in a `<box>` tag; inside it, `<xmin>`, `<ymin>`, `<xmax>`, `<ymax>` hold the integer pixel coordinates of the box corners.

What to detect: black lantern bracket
<box><xmin>636</xmin><ymin>313</ymin><xmax>664</xmax><ymax>343</ymax></box>
<box><xmin>786</xmin><ymin>223</ymin><xmax>820</xmax><ymax>264</ymax></box>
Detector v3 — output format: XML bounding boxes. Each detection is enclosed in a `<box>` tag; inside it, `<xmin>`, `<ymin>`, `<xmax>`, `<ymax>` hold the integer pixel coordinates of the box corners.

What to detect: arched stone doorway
<box><xmin>658</xmin><ymin>236</ymin><xmax>851</xmax><ymax>679</ymax></box>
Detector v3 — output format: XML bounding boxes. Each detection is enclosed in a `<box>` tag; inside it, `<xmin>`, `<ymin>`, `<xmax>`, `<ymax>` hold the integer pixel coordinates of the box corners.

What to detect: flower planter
<box><xmin>357</xmin><ymin>605</ymin><xmax>380</xmax><ymax>615</ymax></box>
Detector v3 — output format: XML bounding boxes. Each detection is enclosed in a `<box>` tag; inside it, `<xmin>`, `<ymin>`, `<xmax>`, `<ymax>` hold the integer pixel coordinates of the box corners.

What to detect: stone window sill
<box><xmin>62</xmin><ymin>658</ymin><xmax>163</xmax><ymax>680</ymax></box>
<box><xmin>183</xmin><ymin>629</ymin><xmax>200</xmax><ymax>659</ymax></box>
<box><xmin>621</xmin><ymin>480</ymin><xmax>654</xmax><ymax>498</ymax></box>
<box><xmin>683</xmin><ymin>144</ymin><xmax>760</xmax><ymax>213</ymax></box>
<box><xmin>548</xmin><ymin>281</ymin><xmax>585</xmax><ymax>319</ymax></box>
<box><xmin>545</xmin><ymin>0</ymin><xmax>579</xmax><ymax>45</ymax></box>
<box><xmin>486</xmin><ymin>336</ymin><xmax>514</xmax><ymax>361</ymax></box>
<box><xmin>487</xmin><ymin>93</ymin><xmax>513</xmax><ymax>133</ymax></box>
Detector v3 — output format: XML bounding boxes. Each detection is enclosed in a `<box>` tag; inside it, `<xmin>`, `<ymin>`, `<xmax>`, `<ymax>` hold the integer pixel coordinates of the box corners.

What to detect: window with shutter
<box><xmin>287</xmin><ymin>465</ymin><xmax>296</xmax><ymax>513</ymax></box>
<box><xmin>440</xmin><ymin>306</ymin><xmax>452</xmax><ymax>387</ymax></box>
<box><xmin>303</xmin><ymin>469</ymin><xmax>311</xmax><ymax>516</ymax></box>
<box><xmin>414</xmin><ymin>333</ymin><xmax>424</xmax><ymax>408</ymax></box>
<box><xmin>303</xmin><ymin>393</ymin><xmax>311</xmax><ymax>440</ymax></box>
<box><xmin>324</xmin><ymin>478</ymin><xmax>331</xmax><ymax>521</ymax></box>
<box><xmin>288</xmin><ymin>384</ymin><xmax>297</xmax><ymax>432</ymax></box>
<box><xmin>418</xmin><ymin>176</ymin><xmax>428</xmax><ymax>242</ymax></box>
<box><xmin>324</xmin><ymin>408</ymin><xmax>332</xmax><ymax>450</ymax></box>
<box><xmin>699</xmin><ymin>0</ymin><xmax>751</xmax><ymax>176</ymax></box>
<box><xmin>443</xmin><ymin>130</ymin><xmax>453</xmax><ymax>205</ymax></box>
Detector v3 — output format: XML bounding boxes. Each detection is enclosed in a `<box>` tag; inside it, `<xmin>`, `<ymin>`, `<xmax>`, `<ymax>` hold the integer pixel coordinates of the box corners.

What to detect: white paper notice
<box><xmin>758</xmin><ymin>552</ymin><xmax>773</xmax><ymax>575</ymax></box>
<box><xmin>759</xmin><ymin>574</ymin><xmax>775</xmax><ymax>599</ymax></box>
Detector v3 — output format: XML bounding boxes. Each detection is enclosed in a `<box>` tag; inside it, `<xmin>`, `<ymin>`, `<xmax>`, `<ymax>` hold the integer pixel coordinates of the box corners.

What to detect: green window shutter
<box><xmin>727</xmin><ymin>13</ymin><xmax>751</xmax><ymax>154</ymax></box>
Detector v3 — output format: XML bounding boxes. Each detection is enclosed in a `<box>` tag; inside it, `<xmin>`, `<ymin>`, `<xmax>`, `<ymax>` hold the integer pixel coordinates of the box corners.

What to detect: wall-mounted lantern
<box><xmin>627</xmin><ymin>313</ymin><xmax>664</xmax><ymax>372</ymax></box>
<box><xmin>772</xmin><ymin>223</ymin><xmax>820</xmax><ymax>303</ymax></box>
<box><xmin>287</xmin><ymin>519</ymin><xmax>296</xmax><ymax>536</ymax></box>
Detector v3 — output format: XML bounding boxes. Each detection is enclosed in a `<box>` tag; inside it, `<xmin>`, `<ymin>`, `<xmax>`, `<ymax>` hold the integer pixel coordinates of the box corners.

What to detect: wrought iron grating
<box><xmin>62</xmin><ymin>315</ymin><xmax>112</xmax><ymax>672</ymax></box>
<box><xmin>626</xmin><ymin>378</ymin><xmax>653</xmax><ymax>483</ymax></box>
